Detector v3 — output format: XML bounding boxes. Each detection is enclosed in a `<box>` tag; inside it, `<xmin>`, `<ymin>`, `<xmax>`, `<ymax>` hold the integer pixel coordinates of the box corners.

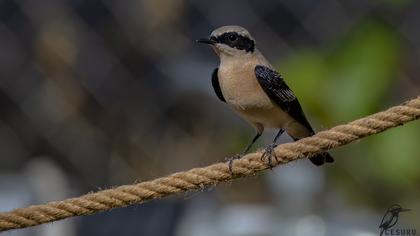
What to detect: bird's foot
<box><xmin>225</xmin><ymin>154</ymin><xmax>243</xmax><ymax>173</ymax></box>
<box><xmin>261</xmin><ymin>143</ymin><xmax>278</xmax><ymax>169</ymax></box>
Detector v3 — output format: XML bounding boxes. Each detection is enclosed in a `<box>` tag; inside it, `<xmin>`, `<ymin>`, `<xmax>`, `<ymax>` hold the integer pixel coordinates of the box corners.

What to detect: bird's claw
<box><xmin>261</xmin><ymin>143</ymin><xmax>278</xmax><ymax>169</ymax></box>
<box><xmin>226</xmin><ymin>154</ymin><xmax>243</xmax><ymax>173</ymax></box>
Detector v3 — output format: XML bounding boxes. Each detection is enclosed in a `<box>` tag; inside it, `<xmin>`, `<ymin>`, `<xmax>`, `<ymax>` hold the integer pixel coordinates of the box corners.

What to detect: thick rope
<box><xmin>0</xmin><ymin>97</ymin><xmax>419</xmax><ymax>232</ymax></box>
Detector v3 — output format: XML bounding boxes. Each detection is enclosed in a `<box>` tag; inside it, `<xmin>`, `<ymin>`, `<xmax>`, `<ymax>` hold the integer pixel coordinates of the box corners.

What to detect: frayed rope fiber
<box><xmin>1</xmin><ymin>97</ymin><xmax>419</xmax><ymax>232</ymax></box>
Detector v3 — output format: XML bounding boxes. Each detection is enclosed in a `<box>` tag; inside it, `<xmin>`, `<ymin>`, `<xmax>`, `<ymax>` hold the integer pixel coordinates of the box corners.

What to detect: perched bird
<box><xmin>379</xmin><ymin>204</ymin><xmax>411</xmax><ymax>236</ymax></box>
<box><xmin>197</xmin><ymin>25</ymin><xmax>334</xmax><ymax>169</ymax></box>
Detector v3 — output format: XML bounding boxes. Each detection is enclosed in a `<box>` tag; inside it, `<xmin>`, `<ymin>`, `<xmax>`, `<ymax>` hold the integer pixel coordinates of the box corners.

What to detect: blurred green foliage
<box><xmin>279</xmin><ymin>20</ymin><xmax>420</xmax><ymax>208</ymax></box>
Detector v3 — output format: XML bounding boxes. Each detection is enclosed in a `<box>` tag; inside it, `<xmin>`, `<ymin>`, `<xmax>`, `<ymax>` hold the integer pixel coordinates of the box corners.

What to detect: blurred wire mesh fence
<box><xmin>0</xmin><ymin>0</ymin><xmax>419</xmax><ymax>236</ymax></box>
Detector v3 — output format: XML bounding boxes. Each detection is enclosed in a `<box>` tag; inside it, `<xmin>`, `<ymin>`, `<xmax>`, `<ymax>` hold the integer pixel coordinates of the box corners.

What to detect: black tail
<box><xmin>309</xmin><ymin>152</ymin><xmax>334</xmax><ymax>166</ymax></box>
<box><xmin>291</xmin><ymin>135</ymin><xmax>334</xmax><ymax>166</ymax></box>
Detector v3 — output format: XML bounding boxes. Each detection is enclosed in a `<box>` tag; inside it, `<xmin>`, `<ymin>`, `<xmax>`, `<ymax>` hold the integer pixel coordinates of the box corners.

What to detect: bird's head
<box><xmin>197</xmin><ymin>25</ymin><xmax>256</xmax><ymax>58</ymax></box>
<box><xmin>388</xmin><ymin>204</ymin><xmax>411</xmax><ymax>215</ymax></box>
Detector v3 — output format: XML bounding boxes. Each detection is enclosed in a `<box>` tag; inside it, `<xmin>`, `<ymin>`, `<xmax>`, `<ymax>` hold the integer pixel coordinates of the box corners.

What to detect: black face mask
<box><xmin>213</xmin><ymin>32</ymin><xmax>255</xmax><ymax>53</ymax></box>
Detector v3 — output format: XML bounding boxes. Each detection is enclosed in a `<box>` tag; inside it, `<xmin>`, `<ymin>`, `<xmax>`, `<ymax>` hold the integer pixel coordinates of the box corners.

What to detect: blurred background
<box><xmin>0</xmin><ymin>0</ymin><xmax>419</xmax><ymax>235</ymax></box>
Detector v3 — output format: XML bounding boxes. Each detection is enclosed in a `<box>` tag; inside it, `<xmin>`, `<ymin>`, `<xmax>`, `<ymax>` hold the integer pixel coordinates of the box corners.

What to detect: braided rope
<box><xmin>0</xmin><ymin>97</ymin><xmax>419</xmax><ymax>232</ymax></box>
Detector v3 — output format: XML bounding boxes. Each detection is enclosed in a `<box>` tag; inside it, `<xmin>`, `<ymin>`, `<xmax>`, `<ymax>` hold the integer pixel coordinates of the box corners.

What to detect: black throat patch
<box><xmin>212</xmin><ymin>32</ymin><xmax>255</xmax><ymax>53</ymax></box>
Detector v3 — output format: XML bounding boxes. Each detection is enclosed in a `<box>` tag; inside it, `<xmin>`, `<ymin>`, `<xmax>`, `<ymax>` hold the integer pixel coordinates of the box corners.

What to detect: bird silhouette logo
<box><xmin>379</xmin><ymin>204</ymin><xmax>411</xmax><ymax>236</ymax></box>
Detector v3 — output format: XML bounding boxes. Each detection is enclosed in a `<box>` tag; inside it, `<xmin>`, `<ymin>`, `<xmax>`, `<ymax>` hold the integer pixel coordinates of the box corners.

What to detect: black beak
<box><xmin>400</xmin><ymin>208</ymin><xmax>411</xmax><ymax>212</ymax></box>
<box><xmin>196</xmin><ymin>38</ymin><xmax>216</xmax><ymax>45</ymax></box>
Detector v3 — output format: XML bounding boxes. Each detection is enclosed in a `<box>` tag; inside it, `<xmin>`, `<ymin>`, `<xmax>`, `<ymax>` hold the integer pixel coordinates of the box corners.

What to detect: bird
<box><xmin>379</xmin><ymin>204</ymin><xmax>411</xmax><ymax>236</ymax></box>
<box><xmin>197</xmin><ymin>25</ymin><xmax>334</xmax><ymax>170</ymax></box>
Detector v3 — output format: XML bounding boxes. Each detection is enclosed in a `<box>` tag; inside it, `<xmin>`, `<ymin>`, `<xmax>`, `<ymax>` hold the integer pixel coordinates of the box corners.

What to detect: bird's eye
<box><xmin>228</xmin><ymin>34</ymin><xmax>237</xmax><ymax>41</ymax></box>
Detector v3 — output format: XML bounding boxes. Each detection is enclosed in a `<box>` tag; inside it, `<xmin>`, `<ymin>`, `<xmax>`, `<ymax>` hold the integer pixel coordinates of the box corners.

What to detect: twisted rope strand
<box><xmin>0</xmin><ymin>97</ymin><xmax>419</xmax><ymax>232</ymax></box>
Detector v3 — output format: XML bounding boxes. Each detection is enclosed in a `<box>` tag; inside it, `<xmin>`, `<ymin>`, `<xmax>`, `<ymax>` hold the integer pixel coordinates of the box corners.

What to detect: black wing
<box><xmin>254</xmin><ymin>65</ymin><xmax>314</xmax><ymax>134</ymax></box>
<box><xmin>211</xmin><ymin>68</ymin><xmax>226</xmax><ymax>102</ymax></box>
